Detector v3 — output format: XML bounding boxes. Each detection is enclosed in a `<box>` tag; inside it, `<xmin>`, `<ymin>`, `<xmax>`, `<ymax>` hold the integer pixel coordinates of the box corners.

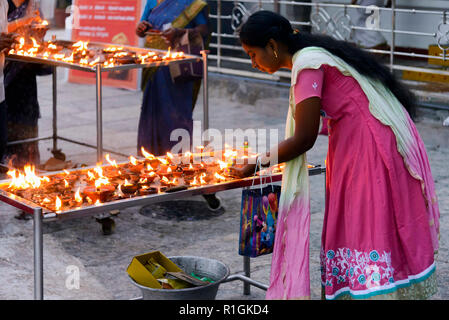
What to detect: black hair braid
<box><xmin>239</xmin><ymin>10</ymin><xmax>416</xmax><ymax>119</ymax></box>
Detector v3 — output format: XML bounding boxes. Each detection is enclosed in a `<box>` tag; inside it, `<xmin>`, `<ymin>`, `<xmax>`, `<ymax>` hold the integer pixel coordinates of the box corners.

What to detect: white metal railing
<box><xmin>207</xmin><ymin>0</ymin><xmax>449</xmax><ymax>82</ymax></box>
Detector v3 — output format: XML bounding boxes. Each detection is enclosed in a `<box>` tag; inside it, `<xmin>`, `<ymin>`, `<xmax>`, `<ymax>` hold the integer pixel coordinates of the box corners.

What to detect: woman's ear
<box><xmin>267</xmin><ymin>38</ymin><xmax>279</xmax><ymax>57</ymax></box>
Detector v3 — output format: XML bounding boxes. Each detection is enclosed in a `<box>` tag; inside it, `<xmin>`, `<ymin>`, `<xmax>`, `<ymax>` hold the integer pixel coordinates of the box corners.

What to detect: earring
<box><xmin>274</xmin><ymin>50</ymin><xmax>278</xmax><ymax>59</ymax></box>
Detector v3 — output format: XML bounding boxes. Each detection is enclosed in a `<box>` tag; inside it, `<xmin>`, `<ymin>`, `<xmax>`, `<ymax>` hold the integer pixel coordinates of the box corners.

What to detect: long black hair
<box><xmin>239</xmin><ymin>10</ymin><xmax>416</xmax><ymax>119</ymax></box>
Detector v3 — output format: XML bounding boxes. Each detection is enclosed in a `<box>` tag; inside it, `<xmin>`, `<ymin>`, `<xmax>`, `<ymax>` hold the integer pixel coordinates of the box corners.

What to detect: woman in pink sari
<box><xmin>233</xmin><ymin>11</ymin><xmax>439</xmax><ymax>300</ymax></box>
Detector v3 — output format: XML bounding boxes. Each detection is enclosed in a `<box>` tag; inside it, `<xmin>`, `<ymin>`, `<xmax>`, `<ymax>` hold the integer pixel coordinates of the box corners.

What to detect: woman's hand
<box><xmin>0</xmin><ymin>33</ymin><xmax>16</xmax><ymax>52</ymax></box>
<box><xmin>230</xmin><ymin>163</ymin><xmax>257</xmax><ymax>178</ymax></box>
<box><xmin>136</xmin><ymin>21</ymin><xmax>152</xmax><ymax>37</ymax></box>
<box><xmin>161</xmin><ymin>28</ymin><xmax>185</xmax><ymax>46</ymax></box>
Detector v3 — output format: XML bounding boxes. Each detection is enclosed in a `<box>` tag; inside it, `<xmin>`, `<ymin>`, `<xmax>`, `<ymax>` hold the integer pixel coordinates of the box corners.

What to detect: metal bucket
<box><xmin>129</xmin><ymin>256</ymin><xmax>230</xmax><ymax>300</ymax></box>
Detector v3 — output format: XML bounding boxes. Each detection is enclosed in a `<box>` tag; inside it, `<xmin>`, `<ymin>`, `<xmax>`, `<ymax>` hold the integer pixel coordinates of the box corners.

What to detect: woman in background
<box><xmin>136</xmin><ymin>0</ymin><xmax>209</xmax><ymax>156</ymax></box>
<box><xmin>136</xmin><ymin>0</ymin><xmax>221</xmax><ymax>211</ymax></box>
<box><xmin>5</xmin><ymin>0</ymin><xmax>51</xmax><ymax>169</ymax></box>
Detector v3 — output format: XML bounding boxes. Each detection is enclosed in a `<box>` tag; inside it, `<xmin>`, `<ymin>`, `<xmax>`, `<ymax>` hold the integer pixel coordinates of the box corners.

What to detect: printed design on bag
<box><xmin>240</xmin><ymin>195</ymin><xmax>253</xmax><ymax>255</ymax></box>
<box><xmin>239</xmin><ymin>186</ymin><xmax>281</xmax><ymax>257</ymax></box>
<box><xmin>320</xmin><ymin>247</ymin><xmax>395</xmax><ymax>291</ymax></box>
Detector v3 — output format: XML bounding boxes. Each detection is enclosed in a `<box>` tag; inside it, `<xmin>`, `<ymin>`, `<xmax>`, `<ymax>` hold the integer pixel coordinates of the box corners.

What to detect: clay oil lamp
<box><xmin>171</xmin><ymin>165</ymin><xmax>183</xmax><ymax>177</ymax></box>
<box><xmin>141</xmin><ymin>169</ymin><xmax>157</xmax><ymax>183</ymax></box>
<box><xmin>121</xmin><ymin>179</ymin><xmax>138</xmax><ymax>195</ymax></box>
<box><xmin>104</xmin><ymin>154</ymin><xmax>122</xmax><ymax>179</ymax></box>
<box><xmin>193</xmin><ymin>163</ymin><xmax>207</xmax><ymax>173</ymax></box>
<box><xmin>182</xmin><ymin>163</ymin><xmax>196</xmax><ymax>176</ymax></box>
<box><xmin>141</xmin><ymin>148</ymin><xmax>161</xmax><ymax>169</ymax></box>
<box><xmin>113</xmin><ymin>51</ymin><xmax>137</xmax><ymax>65</ymax></box>
<box><xmin>157</xmin><ymin>165</ymin><xmax>172</xmax><ymax>178</ymax></box>
<box><xmin>31</xmin><ymin>20</ymin><xmax>50</xmax><ymax>33</ymax></box>
<box><xmin>62</xmin><ymin>169</ymin><xmax>79</xmax><ymax>184</ymax></box>
<box><xmin>82</xmin><ymin>178</ymin><xmax>115</xmax><ymax>203</ymax></box>
<box><xmin>45</xmin><ymin>41</ymin><xmax>63</xmax><ymax>54</ymax></box>
<box><xmin>143</xmin><ymin>156</ymin><xmax>159</xmax><ymax>169</ymax></box>
<box><xmin>128</xmin><ymin>155</ymin><xmax>144</xmax><ymax>174</ymax></box>
<box><xmin>166</xmin><ymin>152</ymin><xmax>180</xmax><ymax>166</ymax></box>
<box><xmin>181</xmin><ymin>151</ymin><xmax>194</xmax><ymax>165</ymax></box>
<box><xmin>189</xmin><ymin>175</ymin><xmax>200</xmax><ymax>187</ymax></box>
<box><xmin>105</xmin><ymin>167</ymin><xmax>122</xmax><ymax>180</ymax></box>
<box><xmin>169</xmin><ymin>176</ymin><xmax>179</xmax><ymax>186</ymax></box>
<box><xmin>199</xmin><ymin>172</ymin><xmax>208</xmax><ymax>185</ymax></box>
<box><xmin>73</xmin><ymin>187</ymin><xmax>84</xmax><ymax>207</ymax></box>
<box><xmin>138</xmin><ymin>185</ymin><xmax>158</xmax><ymax>196</ymax></box>
<box><xmin>127</xmin><ymin>173</ymin><xmax>141</xmax><ymax>185</ymax></box>
<box><xmin>159</xmin><ymin>175</ymin><xmax>171</xmax><ymax>186</ymax></box>
<box><xmin>47</xmin><ymin>194</ymin><xmax>70</xmax><ymax>213</ymax></box>
<box><xmin>54</xmin><ymin>195</ymin><xmax>63</xmax><ymax>212</ymax></box>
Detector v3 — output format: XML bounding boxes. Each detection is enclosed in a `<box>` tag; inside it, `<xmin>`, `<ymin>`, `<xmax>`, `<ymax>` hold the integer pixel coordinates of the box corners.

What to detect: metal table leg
<box><xmin>200</xmin><ymin>50</ymin><xmax>209</xmax><ymax>133</ymax></box>
<box><xmin>243</xmin><ymin>255</ymin><xmax>251</xmax><ymax>295</ymax></box>
<box><xmin>95</xmin><ymin>64</ymin><xmax>103</xmax><ymax>163</ymax></box>
<box><xmin>52</xmin><ymin>66</ymin><xmax>58</xmax><ymax>153</ymax></box>
<box><xmin>33</xmin><ymin>207</ymin><xmax>43</xmax><ymax>300</ymax></box>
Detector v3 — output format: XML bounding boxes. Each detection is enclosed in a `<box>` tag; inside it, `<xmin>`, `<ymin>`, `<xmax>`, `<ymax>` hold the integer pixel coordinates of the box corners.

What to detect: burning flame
<box><xmin>72</xmin><ymin>40</ymin><xmax>89</xmax><ymax>52</ymax></box>
<box><xmin>95</xmin><ymin>177</ymin><xmax>110</xmax><ymax>189</ymax></box>
<box><xmin>190</xmin><ymin>176</ymin><xmax>199</xmax><ymax>186</ymax></box>
<box><xmin>161</xmin><ymin>176</ymin><xmax>170</xmax><ymax>184</ymax></box>
<box><xmin>30</xmin><ymin>37</ymin><xmax>40</xmax><ymax>48</ymax></box>
<box><xmin>87</xmin><ymin>171</ymin><xmax>96</xmax><ymax>181</ymax></box>
<box><xmin>55</xmin><ymin>196</ymin><xmax>62</xmax><ymax>211</ymax></box>
<box><xmin>214</xmin><ymin>172</ymin><xmax>226</xmax><ymax>181</ymax></box>
<box><xmin>79</xmin><ymin>58</ymin><xmax>89</xmax><ymax>65</ymax></box>
<box><xmin>139</xmin><ymin>178</ymin><xmax>148</xmax><ymax>184</ymax></box>
<box><xmin>223</xmin><ymin>149</ymin><xmax>238</xmax><ymax>159</ymax></box>
<box><xmin>105</xmin><ymin>154</ymin><xmax>118</xmax><ymax>167</ymax></box>
<box><xmin>217</xmin><ymin>160</ymin><xmax>230</xmax><ymax>170</ymax></box>
<box><xmin>129</xmin><ymin>155</ymin><xmax>138</xmax><ymax>166</ymax></box>
<box><xmin>138</xmin><ymin>51</ymin><xmax>156</xmax><ymax>63</ymax></box>
<box><xmin>124</xmin><ymin>179</ymin><xmax>133</xmax><ymax>186</ymax></box>
<box><xmin>146</xmin><ymin>164</ymin><xmax>153</xmax><ymax>171</ymax></box>
<box><xmin>162</xmin><ymin>47</ymin><xmax>185</xmax><ymax>60</ymax></box>
<box><xmin>62</xmin><ymin>53</ymin><xmax>74</xmax><ymax>63</ymax></box>
<box><xmin>141</xmin><ymin>147</ymin><xmax>155</xmax><ymax>160</ymax></box>
<box><xmin>162</xmin><ymin>47</ymin><xmax>171</xmax><ymax>60</ymax></box>
<box><xmin>7</xmin><ymin>165</ymin><xmax>45</xmax><ymax>190</ymax></box>
<box><xmin>74</xmin><ymin>188</ymin><xmax>83</xmax><ymax>203</ymax></box>
<box><xmin>103</xmin><ymin>58</ymin><xmax>115</xmax><ymax>68</ymax></box>
<box><xmin>199</xmin><ymin>173</ymin><xmax>207</xmax><ymax>185</ymax></box>
<box><xmin>89</xmin><ymin>57</ymin><xmax>101</xmax><ymax>66</ymax></box>
<box><xmin>94</xmin><ymin>165</ymin><xmax>104</xmax><ymax>177</ymax></box>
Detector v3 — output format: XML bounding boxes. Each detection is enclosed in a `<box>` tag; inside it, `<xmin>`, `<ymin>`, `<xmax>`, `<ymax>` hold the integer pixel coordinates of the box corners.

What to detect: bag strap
<box><xmin>250</xmin><ymin>157</ymin><xmax>275</xmax><ymax>194</ymax></box>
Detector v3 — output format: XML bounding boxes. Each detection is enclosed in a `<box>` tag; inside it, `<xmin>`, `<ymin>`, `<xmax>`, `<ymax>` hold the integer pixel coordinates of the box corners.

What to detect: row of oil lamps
<box><xmin>7</xmin><ymin>33</ymin><xmax>186</xmax><ymax>68</ymax></box>
<box><xmin>2</xmin><ymin>147</ymin><xmax>252</xmax><ymax>213</ymax></box>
